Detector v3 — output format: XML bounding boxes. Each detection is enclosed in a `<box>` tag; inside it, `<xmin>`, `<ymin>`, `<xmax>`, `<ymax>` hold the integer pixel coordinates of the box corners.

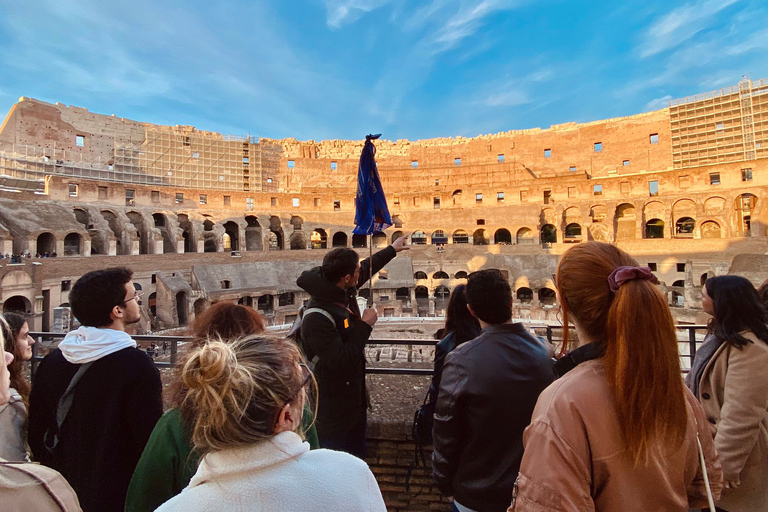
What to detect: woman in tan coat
<box><xmin>511</xmin><ymin>242</ymin><xmax>722</xmax><ymax>511</ymax></box>
<box><xmin>686</xmin><ymin>275</ymin><xmax>768</xmax><ymax>512</ymax></box>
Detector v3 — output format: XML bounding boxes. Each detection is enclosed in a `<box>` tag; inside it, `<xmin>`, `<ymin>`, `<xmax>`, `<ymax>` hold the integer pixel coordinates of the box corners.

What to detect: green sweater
<box><xmin>125</xmin><ymin>407</ymin><xmax>320</xmax><ymax>512</ymax></box>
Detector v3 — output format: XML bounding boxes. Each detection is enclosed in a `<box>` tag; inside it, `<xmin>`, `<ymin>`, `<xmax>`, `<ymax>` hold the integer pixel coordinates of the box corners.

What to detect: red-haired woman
<box><xmin>127</xmin><ymin>303</ymin><xmax>318</xmax><ymax>512</ymax></box>
<box><xmin>0</xmin><ymin>312</ymin><xmax>35</xmax><ymax>461</ymax></box>
<box><xmin>510</xmin><ymin>242</ymin><xmax>722</xmax><ymax>511</ymax></box>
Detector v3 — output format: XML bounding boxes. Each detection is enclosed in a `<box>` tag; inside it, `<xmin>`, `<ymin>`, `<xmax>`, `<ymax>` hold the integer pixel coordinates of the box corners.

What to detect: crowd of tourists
<box><xmin>1</xmin><ymin>239</ymin><xmax>767</xmax><ymax>512</ymax></box>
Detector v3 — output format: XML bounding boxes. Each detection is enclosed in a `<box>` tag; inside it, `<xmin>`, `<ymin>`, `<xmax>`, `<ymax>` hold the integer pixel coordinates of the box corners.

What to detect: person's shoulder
<box><xmin>534</xmin><ymin>360</ymin><xmax>607</xmax><ymax>417</ymax></box>
<box><xmin>302</xmin><ymin>448</ymin><xmax>373</xmax><ymax>473</ymax></box>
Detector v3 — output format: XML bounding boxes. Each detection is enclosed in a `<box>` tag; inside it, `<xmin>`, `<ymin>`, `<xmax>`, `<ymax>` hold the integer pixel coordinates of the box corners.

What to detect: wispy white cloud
<box><xmin>644</xmin><ymin>95</ymin><xmax>672</xmax><ymax>111</ymax></box>
<box><xmin>324</xmin><ymin>0</ymin><xmax>394</xmax><ymax>28</ymax></box>
<box><xmin>638</xmin><ymin>0</ymin><xmax>740</xmax><ymax>58</ymax></box>
<box><xmin>483</xmin><ymin>68</ymin><xmax>554</xmax><ymax>107</ymax></box>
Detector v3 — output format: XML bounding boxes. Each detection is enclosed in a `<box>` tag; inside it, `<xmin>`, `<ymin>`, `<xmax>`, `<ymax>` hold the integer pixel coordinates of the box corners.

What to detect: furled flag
<box><xmin>353</xmin><ymin>134</ymin><xmax>392</xmax><ymax>235</ymax></box>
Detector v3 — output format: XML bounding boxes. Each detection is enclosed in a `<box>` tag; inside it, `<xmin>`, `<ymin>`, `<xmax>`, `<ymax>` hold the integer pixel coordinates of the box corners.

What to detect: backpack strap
<box><xmin>301</xmin><ymin>308</ymin><xmax>335</xmax><ymax>368</ymax></box>
<box><xmin>44</xmin><ymin>362</ymin><xmax>93</xmax><ymax>454</ymax></box>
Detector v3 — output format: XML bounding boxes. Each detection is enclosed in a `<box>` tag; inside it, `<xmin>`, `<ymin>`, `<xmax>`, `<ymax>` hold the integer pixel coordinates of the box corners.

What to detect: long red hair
<box><xmin>557</xmin><ymin>242</ymin><xmax>687</xmax><ymax>465</ymax></box>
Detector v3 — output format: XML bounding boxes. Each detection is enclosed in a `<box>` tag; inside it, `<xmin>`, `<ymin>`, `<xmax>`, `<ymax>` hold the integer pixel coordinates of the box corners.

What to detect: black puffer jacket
<box><xmin>296</xmin><ymin>246</ymin><xmax>396</xmax><ymax>434</ymax></box>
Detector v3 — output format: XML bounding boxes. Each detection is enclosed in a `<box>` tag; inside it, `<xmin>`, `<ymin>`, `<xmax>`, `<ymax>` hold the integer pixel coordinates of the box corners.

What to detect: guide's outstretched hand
<box><xmin>362</xmin><ymin>306</ymin><xmax>378</xmax><ymax>326</ymax></box>
<box><xmin>392</xmin><ymin>235</ymin><xmax>410</xmax><ymax>252</ymax></box>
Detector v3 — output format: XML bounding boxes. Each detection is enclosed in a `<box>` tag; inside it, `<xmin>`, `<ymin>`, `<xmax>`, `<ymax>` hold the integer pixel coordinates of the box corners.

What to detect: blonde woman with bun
<box><xmin>155</xmin><ymin>335</ymin><xmax>387</xmax><ymax>512</ymax></box>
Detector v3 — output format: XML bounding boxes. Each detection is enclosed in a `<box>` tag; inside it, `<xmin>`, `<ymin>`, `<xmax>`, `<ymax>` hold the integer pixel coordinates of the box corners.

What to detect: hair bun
<box><xmin>183</xmin><ymin>341</ymin><xmax>235</xmax><ymax>390</ymax></box>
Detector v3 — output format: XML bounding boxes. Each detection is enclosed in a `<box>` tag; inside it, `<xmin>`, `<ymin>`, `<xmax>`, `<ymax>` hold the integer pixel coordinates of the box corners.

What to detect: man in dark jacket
<box><xmin>432</xmin><ymin>269</ymin><xmax>554</xmax><ymax>512</ymax></box>
<box><xmin>28</xmin><ymin>267</ymin><xmax>163</xmax><ymax>512</ymax></box>
<box><xmin>297</xmin><ymin>235</ymin><xmax>408</xmax><ymax>458</ymax></box>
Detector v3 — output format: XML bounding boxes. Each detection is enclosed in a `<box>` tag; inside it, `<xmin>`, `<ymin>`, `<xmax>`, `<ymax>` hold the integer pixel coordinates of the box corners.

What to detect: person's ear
<box><xmin>273</xmin><ymin>403</ymin><xmax>299</xmax><ymax>434</ymax></box>
<box><xmin>111</xmin><ymin>303</ymin><xmax>125</xmax><ymax>322</ymax></box>
<box><xmin>466</xmin><ymin>303</ymin><xmax>478</xmax><ymax>319</ymax></box>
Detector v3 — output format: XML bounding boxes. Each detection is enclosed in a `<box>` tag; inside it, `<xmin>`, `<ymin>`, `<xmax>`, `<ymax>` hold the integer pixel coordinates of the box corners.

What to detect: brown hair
<box><xmin>556</xmin><ymin>242</ymin><xmax>687</xmax><ymax>465</ymax></box>
<box><xmin>171</xmin><ymin>302</ymin><xmax>265</xmax><ymax>410</ymax></box>
<box><xmin>2</xmin><ymin>312</ymin><xmax>31</xmax><ymax>403</ymax></box>
<box><xmin>190</xmin><ymin>302</ymin><xmax>265</xmax><ymax>346</ymax></box>
<box><xmin>181</xmin><ymin>336</ymin><xmax>313</xmax><ymax>453</ymax></box>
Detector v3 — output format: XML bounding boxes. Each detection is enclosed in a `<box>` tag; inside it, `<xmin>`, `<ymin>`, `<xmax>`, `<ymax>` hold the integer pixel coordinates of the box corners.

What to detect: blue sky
<box><xmin>0</xmin><ymin>0</ymin><xmax>766</xmax><ymax>141</ymax></box>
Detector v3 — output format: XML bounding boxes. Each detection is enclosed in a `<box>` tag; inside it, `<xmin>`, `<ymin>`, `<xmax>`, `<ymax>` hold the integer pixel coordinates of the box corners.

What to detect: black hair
<box><xmin>465</xmin><ymin>269</ymin><xmax>512</xmax><ymax>325</ymax></box>
<box><xmin>322</xmin><ymin>248</ymin><xmax>359</xmax><ymax>284</ymax></box>
<box><xmin>705</xmin><ymin>275</ymin><xmax>768</xmax><ymax>348</ymax></box>
<box><xmin>3</xmin><ymin>311</ymin><xmax>26</xmax><ymax>347</ymax></box>
<box><xmin>758</xmin><ymin>278</ymin><xmax>768</xmax><ymax>307</ymax></box>
<box><xmin>70</xmin><ymin>267</ymin><xmax>134</xmax><ymax>327</ymax></box>
<box><xmin>434</xmin><ymin>284</ymin><xmax>481</xmax><ymax>345</ymax></box>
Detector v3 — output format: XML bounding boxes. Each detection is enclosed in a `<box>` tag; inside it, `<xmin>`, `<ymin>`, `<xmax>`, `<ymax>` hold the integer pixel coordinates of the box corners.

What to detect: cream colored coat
<box><xmin>693</xmin><ymin>331</ymin><xmax>768</xmax><ymax>512</ymax></box>
<box><xmin>511</xmin><ymin>359</ymin><xmax>722</xmax><ymax>512</ymax></box>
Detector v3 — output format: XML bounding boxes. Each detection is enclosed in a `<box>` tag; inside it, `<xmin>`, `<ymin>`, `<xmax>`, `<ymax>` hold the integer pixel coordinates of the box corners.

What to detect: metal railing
<box><xmin>30</xmin><ymin>324</ymin><xmax>708</xmax><ymax>378</ymax></box>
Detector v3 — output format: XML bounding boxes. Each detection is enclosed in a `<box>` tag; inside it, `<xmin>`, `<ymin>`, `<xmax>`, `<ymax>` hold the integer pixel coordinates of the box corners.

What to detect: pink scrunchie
<box><xmin>607</xmin><ymin>266</ymin><xmax>659</xmax><ymax>293</ymax></box>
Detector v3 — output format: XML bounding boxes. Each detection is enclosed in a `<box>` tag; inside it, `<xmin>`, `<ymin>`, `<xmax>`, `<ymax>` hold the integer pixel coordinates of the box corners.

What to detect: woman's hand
<box><xmin>724</xmin><ymin>479</ymin><xmax>740</xmax><ymax>490</ymax></box>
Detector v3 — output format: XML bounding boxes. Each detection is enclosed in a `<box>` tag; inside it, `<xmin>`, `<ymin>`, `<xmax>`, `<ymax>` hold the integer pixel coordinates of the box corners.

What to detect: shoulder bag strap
<box><xmin>694</xmin><ymin>417</ymin><xmax>717</xmax><ymax>512</ymax></box>
<box><xmin>44</xmin><ymin>362</ymin><xmax>93</xmax><ymax>453</ymax></box>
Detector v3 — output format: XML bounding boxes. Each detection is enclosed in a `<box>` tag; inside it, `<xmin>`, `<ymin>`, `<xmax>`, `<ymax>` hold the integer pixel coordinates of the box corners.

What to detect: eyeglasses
<box><xmin>124</xmin><ymin>291</ymin><xmax>143</xmax><ymax>305</ymax></box>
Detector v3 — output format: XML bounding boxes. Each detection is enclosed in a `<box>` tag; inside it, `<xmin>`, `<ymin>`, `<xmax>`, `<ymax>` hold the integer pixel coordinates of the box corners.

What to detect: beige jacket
<box><xmin>0</xmin><ymin>459</ymin><xmax>82</xmax><ymax>511</ymax></box>
<box><xmin>511</xmin><ymin>359</ymin><xmax>722</xmax><ymax>512</ymax></box>
<box><xmin>693</xmin><ymin>331</ymin><xmax>768</xmax><ymax>512</ymax></box>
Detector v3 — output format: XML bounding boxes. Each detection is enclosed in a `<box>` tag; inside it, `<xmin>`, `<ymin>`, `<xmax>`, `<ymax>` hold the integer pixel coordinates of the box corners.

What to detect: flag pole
<box><xmin>368</xmin><ymin>234</ymin><xmax>373</xmax><ymax>307</ymax></box>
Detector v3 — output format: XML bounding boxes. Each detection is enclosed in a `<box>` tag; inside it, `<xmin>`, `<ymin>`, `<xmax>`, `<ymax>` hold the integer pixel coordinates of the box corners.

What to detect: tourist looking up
<box><xmin>296</xmin><ymin>235</ymin><xmax>409</xmax><ymax>458</ymax></box>
<box><xmin>686</xmin><ymin>275</ymin><xmax>768</xmax><ymax>512</ymax></box>
<box><xmin>0</xmin><ymin>320</ymin><xmax>83</xmax><ymax>511</ymax></box>
<box><xmin>27</xmin><ymin>267</ymin><xmax>163</xmax><ymax>512</ymax></box>
<box><xmin>512</xmin><ymin>242</ymin><xmax>722</xmax><ymax>512</ymax></box>
<box><xmin>126</xmin><ymin>301</ymin><xmax>318</xmax><ymax>512</ymax></box>
<box><xmin>155</xmin><ymin>336</ymin><xmax>387</xmax><ymax>512</ymax></box>
<box><xmin>0</xmin><ymin>311</ymin><xmax>35</xmax><ymax>461</ymax></box>
<box><xmin>432</xmin><ymin>269</ymin><xmax>554</xmax><ymax>512</ymax></box>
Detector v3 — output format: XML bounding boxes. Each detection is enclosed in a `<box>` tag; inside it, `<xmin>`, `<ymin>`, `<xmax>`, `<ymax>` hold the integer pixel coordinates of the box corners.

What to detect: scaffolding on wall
<box><xmin>0</xmin><ymin>127</ymin><xmax>282</xmax><ymax>192</ymax></box>
<box><xmin>669</xmin><ymin>77</ymin><xmax>768</xmax><ymax>169</ymax></box>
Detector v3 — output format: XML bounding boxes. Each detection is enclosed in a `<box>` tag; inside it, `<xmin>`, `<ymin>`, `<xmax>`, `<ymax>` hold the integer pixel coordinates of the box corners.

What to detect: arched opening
<box><xmin>194</xmin><ymin>298</ymin><xmax>206</xmax><ymax>316</ymax></box>
<box><xmin>245</xmin><ymin>215</ymin><xmax>262</xmax><ymax>251</ymax></box>
<box><xmin>431</xmin><ymin>230</ymin><xmax>448</xmax><ymax>245</ymax></box>
<box><xmin>615</xmin><ymin>203</ymin><xmax>637</xmax><ymax>240</ymax></box>
<box><xmin>564</xmin><ymin>223</ymin><xmax>582</xmax><ymax>241</ymax></box>
<box><xmin>540</xmin><ymin>224</ymin><xmax>557</xmax><ymax>244</ymax></box>
<box><xmin>412</xmin><ymin>231</ymin><xmax>427</xmax><ymax>245</ymax></box>
<box><xmin>332</xmin><ymin>232</ymin><xmax>348</xmax><ymax>247</ymax></box>
<box><xmin>88</xmin><ymin>231</ymin><xmax>105</xmax><ymax>255</ymax></box>
<box><xmin>516</xmin><ymin>227</ymin><xmax>534</xmax><ymax>245</ymax></box>
<box><xmin>455</xmin><ymin>271</ymin><xmax>468</xmax><ymax>279</ymax></box>
<box><xmin>452</xmin><ymin>230</ymin><xmax>469</xmax><ymax>244</ymax></box>
<box><xmin>473</xmin><ymin>229</ymin><xmax>489</xmax><ymax>245</ymax></box>
<box><xmin>290</xmin><ymin>216</ymin><xmax>303</xmax><ymax>231</ymax></box>
<box><xmin>675</xmin><ymin>217</ymin><xmax>695</xmax><ymax>237</ymax></box>
<box><xmin>204</xmin><ymin>239</ymin><xmax>217</xmax><ymax>252</ymax></box>
<box><xmin>311</xmin><ymin>229</ymin><xmax>328</xmax><ymax>249</ymax></box>
<box><xmin>414</xmin><ymin>271</ymin><xmax>428</xmax><ymax>280</ymax></box>
<box><xmin>415</xmin><ymin>285</ymin><xmax>429</xmax><ymax>317</ymax></box>
<box><xmin>223</xmin><ymin>221</ymin><xmax>240</xmax><ymax>251</ymax></box>
<box><xmin>203</xmin><ymin>219</ymin><xmax>214</xmax><ymax>231</ymax></box>
<box><xmin>433</xmin><ymin>271</ymin><xmax>449</xmax><ymax>279</ymax></box>
<box><xmin>352</xmin><ymin>234</ymin><xmax>367</xmax><ymax>248</ymax></box>
<box><xmin>390</xmin><ymin>231</ymin><xmax>403</xmax><ymax>244</ymax></box>
<box><xmin>127</xmin><ymin>211</ymin><xmax>148</xmax><ymax>254</ymax></box>
<box><xmin>101</xmin><ymin>210</ymin><xmax>124</xmax><ymax>255</ymax></box>
<box><xmin>494</xmin><ymin>228</ymin><xmax>512</xmax><ymax>245</ymax></box>
<box><xmin>392</xmin><ymin>215</ymin><xmax>404</xmax><ymax>228</ymax></box>
<box><xmin>435</xmin><ymin>285</ymin><xmax>450</xmax><ymax>314</ymax></box>
<box><xmin>290</xmin><ymin>232</ymin><xmax>307</xmax><ymax>250</ymax></box>
<box><xmin>37</xmin><ymin>232</ymin><xmax>55</xmax><ymax>256</ymax></box>
<box><xmin>538</xmin><ymin>288</ymin><xmax>556</xmax><ymax>306</ymax></box>
<box><xmin>396</xmin><ymin>287</ymin><xmax>410</xmax><ymax>302</ymax></box>
<box><xmin>670</xmin><ymin>280</ymin><xmax>684</xmax><ymax>307</ymax></box>
<box><xmin>257</xmin><ymin>294</ymin><xmax>274</xmax><ymax>313</ymax></box>
<box><xmin>73</xmin><ymin>208</ymin><xmax>89</xmax><ymax>227</ymax></box>
<box><xmin>152</xmin><ymin>213</ymin><xmax>166</xmax><ymax>227</ymax></box>
<box><xmin>63</xmin><ymin>233</ymin><xmax>82</xmax><ymax>256</ymax></box>
<box><xmin>2</xmin><ymin>295</ymin><xmax>31</xmax><ymax>314</ymax></box>
<box><xmin>238</xmin><ymin>296</ymin><xmax>254</xmax><ymax>308</ymax></box>
<box><xmin>452</xmin><ymin>189</ymin><xmax>463</xmax><ymax>205</ymax></box>
<box><xmin>700</xmin><ymin>273</ymin><xmax>709</xmax><ymax>286</ymax></box>
<box><xmin>700</xmin><ymin>221</ymin><xmax>721</xmax><ymax>239</ymax></box>
<box><xmin>152</xmin><ymin>213</ymin><xmax>174</xmax><ymax>253</ymax></box>
<box><xmin>735</xmin><ymin>193</ymin><xmax>757</xmax><ymax>236</ymax></box>
<box><xmin>516</xmin><ymin>287</ymin><xmax>533</xmax><ymax>304</ymax></box>
<box><xmin>148</xmin><ymin>292</ymin><xmax>157</xmax><ymax>317</ymax></box>
<box><xmin>269</xmin><ymin>231</ymin><xmax>283</xmax><ymax>251</ymax></box>
<box><xmin>644</xmin><ymin>219</ymin><xmax>665</xmax><ymax>239</ymax></box>
<box><xmin>372</xmin><ymin>232</ymin><xmax>387</xmax><ymax>248</ymax></box>
<box><xmin>222</xmin><ymin>233</ymin><xmax>232</xmax><ymax>251</ymax></box>
<box><xmin>178</xmin><ymin>214</ymin><xmax>195</xmax><ymax>253</ymax></box>
<box><xmin>278</xmin><ymin>292</ymin><xmax>295</xmax><ymax>306</ymax></box>
<box><xmin>176</xmin><ymin>292</ymin><xmax>188</xmax><ymax>326</ymax></box>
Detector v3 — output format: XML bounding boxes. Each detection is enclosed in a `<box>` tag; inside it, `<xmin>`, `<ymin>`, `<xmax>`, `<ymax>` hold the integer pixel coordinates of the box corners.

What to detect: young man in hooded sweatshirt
<box><xmin>296</xmin><ymin>235</ymin><xmax>408</xmax><ymax>458</ymax></box>
<box><xmin>28</xmin><ymin>267</ymin><xmax>163</xmax><ymax>512</ymax></box>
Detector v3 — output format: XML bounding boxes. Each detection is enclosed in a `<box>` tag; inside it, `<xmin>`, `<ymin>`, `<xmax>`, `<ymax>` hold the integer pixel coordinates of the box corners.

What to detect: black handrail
<box><xmin>29</xmin><ymin>324</ymin><xmax>708</xmax><ymax>378</ymax></box>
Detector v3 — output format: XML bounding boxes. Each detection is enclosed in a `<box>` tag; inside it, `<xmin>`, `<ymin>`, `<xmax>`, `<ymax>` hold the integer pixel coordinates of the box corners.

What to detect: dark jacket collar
<box><xmin>481</xmin><ymin>323</ymin><xmax>528</xmax><ymax>336</ymax></box>
<box><xmin>296</xmin><ymin>266</ymin><xmax>348</xmax><ymax>304</ymax></box>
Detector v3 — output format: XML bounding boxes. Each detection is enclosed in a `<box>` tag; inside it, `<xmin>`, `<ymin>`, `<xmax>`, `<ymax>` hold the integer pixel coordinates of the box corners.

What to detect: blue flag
<box><xmin>353</xmin><ymin>134</ymin><xmax>392</xmax><ymax>235</ymax></box>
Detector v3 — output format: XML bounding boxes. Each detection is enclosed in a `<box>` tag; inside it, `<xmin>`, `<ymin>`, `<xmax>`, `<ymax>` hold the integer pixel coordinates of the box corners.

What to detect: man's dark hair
<box><xmin>70</xmin><ymin>267</ymin><xmax>133</xmax><ymax>327</ymax></box>
<box><xmin>465</xmin><ymin>269</ymin><xmax>512</xmax><ymax>324</ymax></box>
<box><xmin>322</xmin><ymin>248</ymin><xmax>360</xmax><ymax>283</ymax></box>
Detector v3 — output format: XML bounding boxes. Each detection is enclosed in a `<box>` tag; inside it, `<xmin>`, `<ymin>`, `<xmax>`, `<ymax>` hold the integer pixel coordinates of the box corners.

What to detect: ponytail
<box><xmin>556</xmin><ymin>242</ymin><xmax>687</xmax><ymax>465</ymax></box>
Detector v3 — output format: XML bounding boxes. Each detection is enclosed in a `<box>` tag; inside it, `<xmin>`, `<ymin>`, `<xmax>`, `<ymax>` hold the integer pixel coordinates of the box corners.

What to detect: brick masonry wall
<box><xmin>367</xmin><ymin>419</ymin><xmax>452</xmax><ymax>512</ymax></box>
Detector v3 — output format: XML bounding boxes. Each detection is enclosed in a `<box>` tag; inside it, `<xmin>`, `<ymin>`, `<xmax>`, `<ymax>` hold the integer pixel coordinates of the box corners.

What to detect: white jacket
<box><xmin>156</xmin><ymin>431</ymin><xmax>387</xmax><ymax>512</ymax></box>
